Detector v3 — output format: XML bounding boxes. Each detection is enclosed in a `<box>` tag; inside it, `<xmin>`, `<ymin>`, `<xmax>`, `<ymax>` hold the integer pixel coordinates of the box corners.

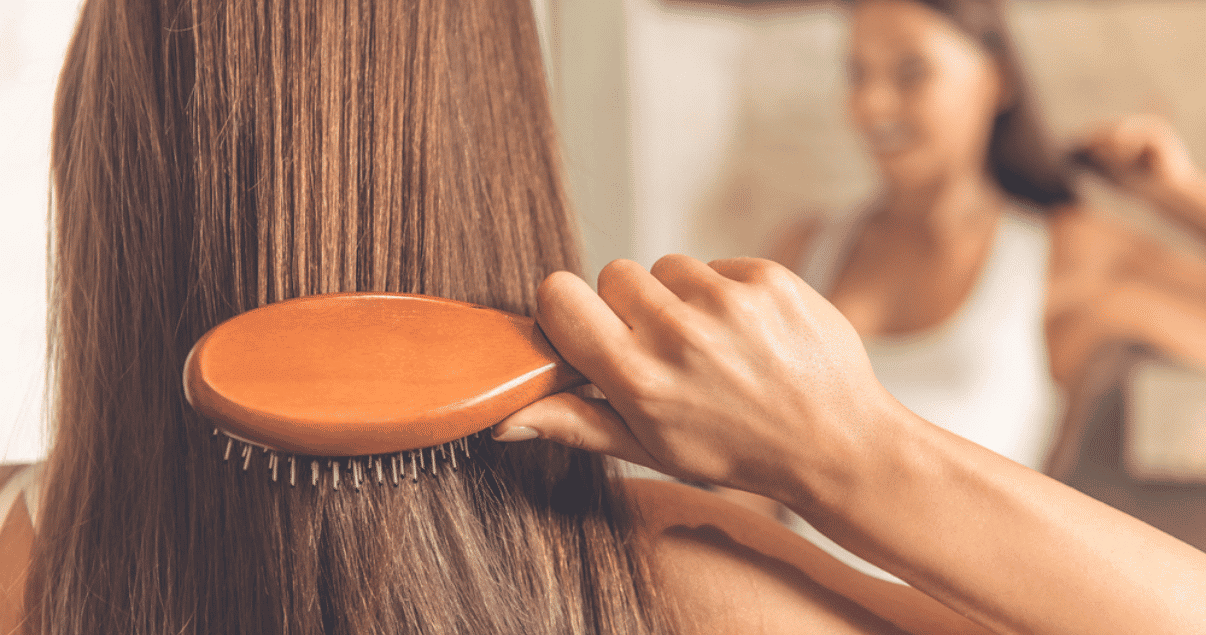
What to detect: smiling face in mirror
<box><xmin>847</xmin><ymin>0</ymin><xmax>1007</xmax><ymax>190</ymax></box>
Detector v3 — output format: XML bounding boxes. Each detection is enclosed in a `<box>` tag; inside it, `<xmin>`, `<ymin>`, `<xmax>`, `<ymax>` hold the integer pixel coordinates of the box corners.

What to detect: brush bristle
<box><xmin>215</xmin><ymin>428</ymin><xmax>480</xmax><ymax>489</ymax></box>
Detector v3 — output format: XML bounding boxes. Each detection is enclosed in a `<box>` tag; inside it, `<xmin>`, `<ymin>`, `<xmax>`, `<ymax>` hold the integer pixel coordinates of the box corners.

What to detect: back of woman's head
<box><xmin>35</xmin><ymin>0</ymin><xmax>670</xmax><ymax>632</ymax></box>
<box><xmin>853</xmin><ymin>0</ymin><xmax>1076</xmax><ymax>208</ymax></box>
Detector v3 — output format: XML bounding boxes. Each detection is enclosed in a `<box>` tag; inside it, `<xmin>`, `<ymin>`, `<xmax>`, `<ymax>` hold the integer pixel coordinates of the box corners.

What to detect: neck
<box><xmin>878</xmin><ymin>172</ymin><xmax>1005</xmax><ymax>245</ymax></box>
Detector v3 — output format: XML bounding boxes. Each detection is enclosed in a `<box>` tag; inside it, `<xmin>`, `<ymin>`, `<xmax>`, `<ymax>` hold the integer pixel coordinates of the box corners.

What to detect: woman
<box><xmin>770</xmin><ymin>0</ymin><xmax>1206</xmax><ymax>492</ymax></box>
<box><xmin>0</xmin><ymin>0</ymin><xmax>990</xmax><ymax>633</ymax></box>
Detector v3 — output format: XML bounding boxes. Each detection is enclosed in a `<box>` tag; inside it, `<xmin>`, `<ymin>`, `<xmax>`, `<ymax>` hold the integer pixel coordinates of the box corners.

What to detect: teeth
<box><xmin>215</xmin><ymin>432</ymin><xmax>478</xmax><ymax>488</ymax></box>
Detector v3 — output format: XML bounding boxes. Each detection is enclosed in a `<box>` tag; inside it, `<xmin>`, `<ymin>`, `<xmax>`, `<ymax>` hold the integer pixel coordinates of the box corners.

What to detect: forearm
<box><xmin>1151</xmin><ymin>174</ymin><xmax>1206</xmax><ymax>244</ymax></box>
<box><xmin>781</xmin><ymin>398</ymin><xmax>1206</xmax><ymax>635</ymax></box>
<box><xmin>513</xmin><ymin>258</ymin><xmax>1206</xmax><ymax>633</ymax></box>
<box><xmin>1107</xmin><ymin>282</ymin><xmax>1206</xmax><ymax>369</ymax></box>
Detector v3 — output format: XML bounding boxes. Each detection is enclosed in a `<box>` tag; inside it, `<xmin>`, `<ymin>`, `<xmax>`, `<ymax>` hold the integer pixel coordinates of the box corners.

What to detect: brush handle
<box><xmin>184</xmin><ymin>293</ymin><xmax>587</xmax><ymax>456</ymax></box>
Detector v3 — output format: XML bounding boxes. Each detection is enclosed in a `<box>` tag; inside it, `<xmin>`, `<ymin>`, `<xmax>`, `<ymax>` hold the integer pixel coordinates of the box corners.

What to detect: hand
<box><xmin>1075</xmin><ymin>115</ymin><xmax>1203</xmax><ymax>206</ymax></box>
<box><xmin>493</xmin><ymin>255</ymin><xmax>895</xmax><ymax>503</ymax></box>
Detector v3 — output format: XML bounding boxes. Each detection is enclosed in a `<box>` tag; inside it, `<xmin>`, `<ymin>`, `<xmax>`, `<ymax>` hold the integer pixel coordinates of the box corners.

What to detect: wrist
<box><xmin>776</xmin><ymin>386</ymin><xmax>919</xmax><ymax>518</ymax></box>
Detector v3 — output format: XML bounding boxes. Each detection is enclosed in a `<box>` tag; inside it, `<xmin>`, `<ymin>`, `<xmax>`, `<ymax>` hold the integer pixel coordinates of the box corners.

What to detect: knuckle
<box><xmin>598</xmin><ymin>258</ymin><xmax>640</xmax><ymax>288</ymax></box>
<box><xmin>537</xmin><ymin>271</ymin><xmax>575</xmax><ymax>306</ymax></box>
<box><xmin>712</xmin><ymin>261</ymin><xmax>797</xmax><ymax>317</ymax></box>
<box><xmin>557</xmin><ymin>428</ymin><xmax>588</xmax><ymax>451</ymax></box>
<box><xmin>718</xmin><ymin>292</ymin><xmax>763</xmax><ymax>322</ymax></box>
<box><xmin>758</xmin><ymin>261</ymin><xmax>799</xmax><ymax>292</ymax></box>
<box><xmin>650</xmin><ymin>253</ymin><xmax>687</xmax><ymax>275</ymax></box>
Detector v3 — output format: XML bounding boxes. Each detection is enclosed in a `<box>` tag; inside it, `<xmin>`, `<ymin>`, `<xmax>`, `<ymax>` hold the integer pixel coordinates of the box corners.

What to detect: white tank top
<box><xmin>788</xmin><ymin>207</ymin><xmax>1062</xmax><ymax>583</ymax></box>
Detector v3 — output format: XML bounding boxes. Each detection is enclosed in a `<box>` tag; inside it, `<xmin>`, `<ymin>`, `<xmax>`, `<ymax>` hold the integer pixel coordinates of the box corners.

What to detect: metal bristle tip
<box><xmin>216</xmin><ymin>433</ymin><xmax>480</xmax><ymax>489</ymax></box>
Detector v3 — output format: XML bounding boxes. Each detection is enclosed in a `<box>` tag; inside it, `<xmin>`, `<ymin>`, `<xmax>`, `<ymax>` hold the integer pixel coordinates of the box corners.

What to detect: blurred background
<box><xmin>4</xmin><ymin>0</ymin><xmax>1205</xmax><ymax>495</ymax></box>
<box><xmin>548</xmin><ymin>0</ymin><xmax>1206</xmax><ymax>277</ymax></box>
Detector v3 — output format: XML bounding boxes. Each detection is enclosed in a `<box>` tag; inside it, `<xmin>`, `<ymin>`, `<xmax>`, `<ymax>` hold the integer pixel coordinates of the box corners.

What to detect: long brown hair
<box><xmin>33</xmin><ymin>0</ymin><xmax>674</xmax><ymax>632</ymax></box>
<box><xmin>851</xmin><ymin>0</ymin><xmax>1076</xmax><ymax>208</ymax></box>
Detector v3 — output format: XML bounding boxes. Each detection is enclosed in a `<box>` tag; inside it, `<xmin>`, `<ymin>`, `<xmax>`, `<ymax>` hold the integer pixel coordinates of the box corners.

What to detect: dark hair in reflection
<box><xmin>851</xmin><ymin>0</ymin><xmax>1076</xmax><ymax>208</ymax></box>
<box><xmin>32</xmin><ymin>0</ymin><xmax>676</xmax><ymax>633</ymax></box>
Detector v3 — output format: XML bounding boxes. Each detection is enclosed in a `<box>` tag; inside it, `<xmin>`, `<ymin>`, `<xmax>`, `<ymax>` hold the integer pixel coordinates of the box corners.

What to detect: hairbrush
<box><xmin>183</xmin><ymin>293</ymin><xmax>587</xmax><ymax>486</ymax></box>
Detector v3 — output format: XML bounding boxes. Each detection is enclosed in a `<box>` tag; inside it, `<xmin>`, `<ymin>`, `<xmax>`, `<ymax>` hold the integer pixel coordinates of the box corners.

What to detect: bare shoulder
<box><xmin>0</xmin><ymin>464</ymin><xmax>37</xmax><ymax>635</ymax></box>
<box><xmin>623</xmin><ymin>479</ymin><xmax>989</xmax><ymax>635</ymax></box>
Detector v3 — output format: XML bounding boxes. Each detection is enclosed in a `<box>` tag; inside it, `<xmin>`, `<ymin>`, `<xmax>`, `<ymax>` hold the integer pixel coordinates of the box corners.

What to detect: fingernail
<box><xmin>493</xmin><ymin>426</ymin><xmax>539</xmax><ymax>442</ymax></box>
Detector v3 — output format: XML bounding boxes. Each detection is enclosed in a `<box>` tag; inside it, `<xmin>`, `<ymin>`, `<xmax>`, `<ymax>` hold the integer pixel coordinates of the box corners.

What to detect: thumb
<box><xmin>492</xmin><ymin>393</ymin><xmax>674</xmax><ymax>476</ymax></box>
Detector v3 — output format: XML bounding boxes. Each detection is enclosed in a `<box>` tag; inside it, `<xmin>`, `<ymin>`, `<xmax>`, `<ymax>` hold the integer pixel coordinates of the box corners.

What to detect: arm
<box><xmin>1103</xmin><ymin>280</ymin><xmax>1206</xmax><ymax>368</ymax></box>
<box><xmin>1148</xmin><ymin>174</ymin><xmax>1206</xmax><ymax>242</ymax></box>
<box><xmin>1047</xmin><ymin>207</ymin><xmax>1206</xmax><ymax>388</ymax></box>
<box><xmin>1077</xmin><ymin>114</ymin><xmax>1206</xmax><ymax>243</ymax></box>
<box><xmin>497</xmin><ymin>256</ymin><xmax>1206</xmax><ymax>635</ymax></box>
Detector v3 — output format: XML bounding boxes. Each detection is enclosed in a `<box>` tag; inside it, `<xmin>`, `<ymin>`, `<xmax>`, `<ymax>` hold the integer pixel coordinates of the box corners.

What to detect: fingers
<box><xmin>537</xmin><ymin>271</ymin><xmax>635</xmax><ymax>384</ymax></box>
<box><xmin>1080</xmin><ymin>116</ymin><xmax>1175</xmax><ymax>177</ymax></box>
<box><xmin>1078</xmin><ymin>128</ymin><xmax>1142</xmax><ymax>180</ymax></box>
<box><xmin>596</xmin><ymin>259</ymin><xmax>683</xmax><ymax>328</ymax></box>
<box><xmin>648</xmin><ymin>254</ymin><xmax>733</xmax><ymax>304</ymax></box>
<box><xmin>707</xmin><ymin>257</ymin><xmax>782</xmax><ymax>284</ymax></box>
<box><xmin>492</xmin><ymin>393</ymin><xmax>670</xmax><ymax>473</ymax></box>
<box><xmin>708</xmin><ymin>258</ymin><xmax>812</xmax><ymax>303</ymax></box>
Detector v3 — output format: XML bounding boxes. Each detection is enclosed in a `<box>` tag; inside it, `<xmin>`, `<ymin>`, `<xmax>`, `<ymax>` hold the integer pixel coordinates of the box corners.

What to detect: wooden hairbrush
<box><xmin>183</xmin><ymin>293</ymin><xmax>587</xmax><ymax>458</ymax></box>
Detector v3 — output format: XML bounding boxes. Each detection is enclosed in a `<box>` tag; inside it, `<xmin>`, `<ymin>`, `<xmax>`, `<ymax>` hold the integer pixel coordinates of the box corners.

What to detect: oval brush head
<box><xmin>184</xmin><ymin>293</ymin><xmax>587</xmax><ymax>456</ymax></box>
